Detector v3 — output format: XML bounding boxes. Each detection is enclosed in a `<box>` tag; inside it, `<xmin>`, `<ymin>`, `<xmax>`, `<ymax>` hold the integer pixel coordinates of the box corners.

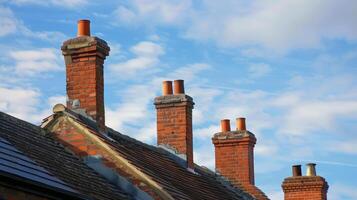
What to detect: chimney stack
<box><xmin>212</xmin><ymin>118</ymin><xmax>269</xmax><ymax>199</ymax></box>
<box><xmin>154</xmin><ymin>80</ymin><xmax>194</xmax><ymax>169</ymax></box>
<box><xmin>212</xmin><ymin>117</ymin><xmax>256</xmax><ymax>186</ymax></box>
<box><xmin>282</xmin><ymin>164</ymin><xmax>329</xmax><ymax>200</ymax></box>
<box><xmin>61</xmin><ymin>19</ymin><xmax>110</xmax><ymax>130</ymax></box>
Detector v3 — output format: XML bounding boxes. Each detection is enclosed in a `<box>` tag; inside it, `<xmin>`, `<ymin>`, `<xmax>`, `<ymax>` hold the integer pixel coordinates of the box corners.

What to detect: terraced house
<box><xmin>0</xmin><ymin>20</ymin><xmax>329</xmax><ymax>200</ymax></box>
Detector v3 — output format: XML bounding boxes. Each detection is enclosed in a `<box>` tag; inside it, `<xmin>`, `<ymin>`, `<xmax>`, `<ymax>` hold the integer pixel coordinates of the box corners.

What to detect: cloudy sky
<box><xmin>0</xmin><ymin>0</ymin><xmax>356</xmax><ymax>199</ymax></box>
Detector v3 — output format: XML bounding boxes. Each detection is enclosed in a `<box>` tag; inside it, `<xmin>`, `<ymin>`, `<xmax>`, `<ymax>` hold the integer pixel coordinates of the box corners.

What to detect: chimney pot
<box><xmin>292</xmin><ymin>165</ymin><xmax>302</xmax><ymax>177</ymax></box>
<box><xmin>236</xmin><ymin>117</ymin><xmax>246</xmax><ymax>131</ymax></box>
<box><xmin>221</xmin><ymin>119</ymin><xmax>231</xmax><ymax>132</ymax></box>
<box><xmin>306</xmin><ymin>163</ymin><xmax>317</xmax><ymax>176</ymax></box>
<box><xmin>173</xmin><ymin>80</ymin><xmax>185</xmax><ymax>94</ymax></box>
<box><xmin>162</xmin><ymin>81</ymin><xmax>173</xmax><ymax>95</ymax></box>
<box><xmin>77</xmin><ymin>19</ymin><xmax>90</xmax><ymax>36</ymax></box>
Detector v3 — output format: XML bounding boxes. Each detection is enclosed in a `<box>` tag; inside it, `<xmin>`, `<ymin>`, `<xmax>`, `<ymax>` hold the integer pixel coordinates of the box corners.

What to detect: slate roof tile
<box><xmin>0</xmin><ymin>112</ymin><xmax>132</xmax><ymax>200</ymax></box>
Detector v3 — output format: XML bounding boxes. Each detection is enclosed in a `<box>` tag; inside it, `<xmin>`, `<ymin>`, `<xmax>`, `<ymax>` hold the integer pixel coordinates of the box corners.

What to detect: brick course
<box><xmin>212</xmin><ymin>131</ymin><xmax>268</xmax><ymax>200</ymax></box>
<box><xmin>282</xmin><ymin>176</ymin><xmax>328</xmax><ymax>200</ymax></box>
<box><xmin>212</xmin><ymin>132</ymin><xmax>256</xmax><ymax>186</ymax></box>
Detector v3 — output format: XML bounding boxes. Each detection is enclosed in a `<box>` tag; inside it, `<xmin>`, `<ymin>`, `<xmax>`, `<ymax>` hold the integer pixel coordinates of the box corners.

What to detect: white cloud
<box><xmin>194</xmin><ymin>125</ymin><xmax>219</xmax><ymax>138</ymax></box>
<box><xmin>255</xmin><ymin>142</ymin><xmax>278</xmax><ymax>156</ymax></box>
<box><xmin>0</xmin><ymin>87</ymin><xmax>63</xmax><ymax>123</ymax></box>
<box><xmin>167</xmin><ymin>63</ymin><xmax>210</xmax><ymax>82</ymax></box>
<box><xmin>0</xmin><ymin>6</ymin><xmax>66</xmax><ymax>41</ymax></box>
<box><xmin>10</xmin><ymin>0</ymin><xmax>88</xmax><ymax>8</ymax></box>
<box><xmin>278</xmin><ymin>100</ymin><xmax>357</xmax><ymax>136</ymax></box>
<box><xmin>194</xmin><ymin>145</ymin><xmax>215</xmax><ymax>169</ymax></box>
<box><xmin>188</xmin><ymin>0</ymin><xmax>357</xmax><ymax>52</ymax></box>
<box><xmin>20</xmin><ymin>26</ymin><xmax>67</xmax><ymax>42</ymax></box>
<box><xmin>0</xmin><ymin>6</ymin><xmax>18</xmax><ymax>36</ymax></box>
<box><xmin>136</xmin><ymin>122</ymin><xmax>157</xmax><ymax>144</ymax></box>
<box><xmin>114</xmin><ymin>0</ymin><xmax>357</xmax><ymax>52</ymax></box>
<box><xmin>106</xmin><ymin>84</ymin><xmax>156</xmax><ymax>133</ymax></box>
<box><xmin>0</xmin><ymin>87</ymin><xmax>40</xmax><ymax>120</ymax></box>
<box><xmin>131</xmin><ymin>41</ymin><xmax>164</xmax><ymax>57</ymax></box>
<box><xmin>47</xmin><ymin>95</ymin><xmax>66</xmax><ymax>108</ymax></box>
<box><xmin>9</xmin><ymin>48</ymin><xmax>63</xmax><ymax>76</ymax></box>
<box><xmin>248</xmin><ymin>63</ymin><xmax>271</xmax><ymax>78</ymax></box>
<box><xmin>328</xmin><ymin>140</ymin><xmax>357</xmax><ymax>155</ymax></box>
<box><xmin>189</xmin><ymin>86</ymin><xmax>221</xmax><ymax>124</ymax></box>
<box><xmin>330</xmin><ymin>183</ymin><xmax>357</xmax><ymax>200</ymax></box>
<box><xmin>113</xmin><ymin>0</ymin><xmax>191</xmax><ymax>26</ymax></box>
<box><xmin>109</xmin><ymin>41</ymin><xmax>164</xmax><ymax>77</ymax></box>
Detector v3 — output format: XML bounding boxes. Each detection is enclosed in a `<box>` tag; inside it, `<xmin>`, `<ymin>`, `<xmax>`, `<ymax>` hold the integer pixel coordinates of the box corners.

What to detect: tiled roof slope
<box><xmin>0</xmin><ymin>112</ymin><xmax>132</xmax><ymax>200</ymax></box>
<box><xmin>59</xmin><ymin>109</ymin><xmax>255</xmax><ymax>200</ymax></box>
<box><xmin>0</xmin><ymin>137</ymin><xmax>81</xmax><ymax>198</ymax></box>
<box><xmin>106</xmin><ymin>129</ymin><xmax>254</xmax><ymax>200</ymax></box>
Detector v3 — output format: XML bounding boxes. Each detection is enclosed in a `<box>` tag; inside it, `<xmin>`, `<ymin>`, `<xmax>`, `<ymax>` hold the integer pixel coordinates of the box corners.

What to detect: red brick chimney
<box><xmin>212</xmin><ymin>118</ymin><xmax>256</xmax><ymax>186</ymax></box>
<box><xmin>154</xmin><ymin>80</ymin><xmax>195</xmax><ymax>169</ymax></box>
<box><xmin>282</xmin><ymin>164</ymin><xmax>329</xmax><ymax>200</ymax></box>
<box><xmin>61</xmin><ymin>19</ymin><xmax>110</xmax><ymax>130</ymax></box>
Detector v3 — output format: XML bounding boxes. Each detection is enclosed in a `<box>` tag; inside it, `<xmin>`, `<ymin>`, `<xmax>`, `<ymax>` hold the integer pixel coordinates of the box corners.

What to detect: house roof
<box><xmin>43</xmin><ymin>106</ymin><xmax>256</xmax><ymax>200</ymax></box>
<box><xmin>0</xmin><ymin>137</ymin><xmax>82</xmax><ymax>199</ymax></box>
<box><xmin>0</xmin><ymin>111</ymin><xmax>132</xmax><ymax>200</ymax></box>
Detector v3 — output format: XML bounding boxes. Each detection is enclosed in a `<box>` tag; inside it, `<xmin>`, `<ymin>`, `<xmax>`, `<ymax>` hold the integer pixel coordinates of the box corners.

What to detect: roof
<box><xmin>0</xmin><ymin>137</ymin><xmax>80</xmax><ymax>198</ymax></box>
<box><xmin>0</xmin><ymin>111</ymin><xmax>132</xmax><ymax>200</ymax></box>
<box><xmin>106</xmin><ymin>128</ymin><xmax>253</xmax><ymax>200</ymax></box>
<box><xmin>44</xmin><ymin>107</ymin><xmax>255</xmax><ymax>200</ymax></box>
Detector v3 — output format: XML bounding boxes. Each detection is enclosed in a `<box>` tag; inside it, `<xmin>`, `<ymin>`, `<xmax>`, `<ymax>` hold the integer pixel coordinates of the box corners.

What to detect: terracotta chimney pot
<box><xmin>236</xmin><ymin>117</ymin><xmax>246</xmax><ymax>131</ymax></box>
<box><xmin>77</xmin><ymin>19</ymin><xmax>90</xmax><ymax>36</ymax></box>
<box><xmin>174</xmin><ymin>80</ymin><xmax>185</xmax><ymax>94</ymax></box>
<box><xmin>221</xmin><ymin>119</ymin><xmax>231</xmax><ymax>132</ymax></box>
<box><xmin>162</xmin><ymin>81</ymin><xmax>173</xmax><ymax>95</ymax></box>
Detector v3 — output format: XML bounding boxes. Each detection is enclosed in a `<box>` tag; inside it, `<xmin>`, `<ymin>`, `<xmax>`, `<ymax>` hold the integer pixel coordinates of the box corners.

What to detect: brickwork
<box><xmin>212</xmin><ymin>132</ymin><xmax>256</xmax><ymax>186</ymax></box>
<box><xmin>52</xmin><ymin>118</ymin><xmax>163</xmax><ymax>200</ymax></box>
<box><xmin>212</xmin><ymin>131</ymin><xmax>268</xmax><ymax>200</ymax></box>
<box><xmin>61</xmin><ymin>36</ymin><xmax>110</xmax><ymax>130</ymax></box>
<box><xmin>154</xmin><ymin>94</ymin><xmax>194</xmax><ymax>169</ymax></box>
<box><xmin>282</xmin><ymin>176</ymin><xmax>328</xmax><ymax>200</ymax></box>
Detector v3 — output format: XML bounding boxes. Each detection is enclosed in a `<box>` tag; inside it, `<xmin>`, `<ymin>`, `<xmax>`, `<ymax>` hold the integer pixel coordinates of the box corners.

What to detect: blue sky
<box><xmin>0</xmin><ymin>0</ymin><xmax>356</xmax><ymax>199</ymax></box>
